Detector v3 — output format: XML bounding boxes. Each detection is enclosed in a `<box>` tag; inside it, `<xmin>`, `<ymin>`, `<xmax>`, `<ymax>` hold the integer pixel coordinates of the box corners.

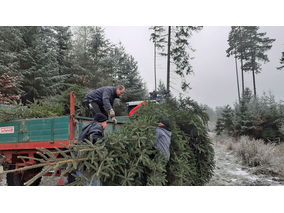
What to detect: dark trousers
<box><xmin>83</xmin><ymin>101</ymin><xmax>108</xmax><ymax>118</ymax></box>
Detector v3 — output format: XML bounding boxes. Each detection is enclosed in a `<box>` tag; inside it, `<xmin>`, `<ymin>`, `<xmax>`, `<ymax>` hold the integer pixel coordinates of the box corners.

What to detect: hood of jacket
<box><xmin>156</xmin><ymin>126</ymin><xmax>172</xmax><ymax>137</ymax></box>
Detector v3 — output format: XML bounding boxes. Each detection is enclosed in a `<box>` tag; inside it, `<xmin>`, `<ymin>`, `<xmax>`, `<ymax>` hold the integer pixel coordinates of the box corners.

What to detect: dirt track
<box><xmin>207</xmin><ymin>135</ymin><xmax>284</xmax><ymax>186</ymax></box>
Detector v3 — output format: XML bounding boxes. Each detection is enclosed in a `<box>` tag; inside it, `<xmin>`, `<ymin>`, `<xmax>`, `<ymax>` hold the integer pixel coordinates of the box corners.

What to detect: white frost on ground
<box><xmin>207</xmin><ymin>138</ymin><xmax>284</xmax><ymax>186</ymax></box>
<box><xmin>0</xmin><ymin>173</ymin><xmax>68</xmax><ymax>186</ymax></box>
<box><xmin>229</xmin><ymin>169</ymin><xmax>250</xmax><ymax>176</ymax></box>
<box><xmin>0</xmin><ymin>177</ymin><xmax>6</xmax><ymax>186</ymax></box>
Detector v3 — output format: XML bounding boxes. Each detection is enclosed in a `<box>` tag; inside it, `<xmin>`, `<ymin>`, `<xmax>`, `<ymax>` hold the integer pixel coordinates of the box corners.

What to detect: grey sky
<box><xmin>104</xmin><ymin>26</ymin><xmax>284</xmax><ymax>108</ymax></box>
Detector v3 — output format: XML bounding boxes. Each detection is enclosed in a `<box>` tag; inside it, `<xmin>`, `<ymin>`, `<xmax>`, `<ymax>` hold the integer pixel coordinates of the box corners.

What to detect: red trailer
<box><xmin>0</xmin><ymin>92</ymin><xmax>78</xmax><ymax>185</ymax></box>
<box><xmin>0</xmin><ymin>92</ymin><xmax>129</xmax><ymax>185</ymax></box>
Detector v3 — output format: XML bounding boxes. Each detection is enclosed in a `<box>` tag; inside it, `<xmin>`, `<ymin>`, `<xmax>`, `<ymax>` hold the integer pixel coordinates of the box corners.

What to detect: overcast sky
<box><xmin>104</xmin><ymin>26</ymin><xmax>284</xmax><ymax>109</ymax></box>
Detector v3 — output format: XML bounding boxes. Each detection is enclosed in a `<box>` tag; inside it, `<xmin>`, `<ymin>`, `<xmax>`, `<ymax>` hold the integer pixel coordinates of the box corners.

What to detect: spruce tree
<box><xmin>215</xmin><ymin>118</ymin><xmax>224</xmax><ymax>135</ymax></box>
<box><xmin>156</xmin><ymin>80</ymin><xmax>168</xmax><ymax>98</ymax></box>
<box><xmin>71</xmin><ymin>26</ymin><xmax>112</xmax><ymax>89</ymax></box>
<box><xmin>0</xmin><ymin>27</ymin><xmax>69</xmax><ymax>103</ymax></box>
<box><xmin>0</xmin><ymin>27</ymin><xmax>25</xmax><ymax>75</ymax></box>
<box><xmin>0</xmin><ymin>72</ymin><xmax>20</xmax><ymax>104</ymax></box>
<box><xmin>18</xmin><ymin>27</ymin><xmax>67</xmax><ymax>102</ymax></box>
<box><xmin>53</xmin><ymin>26</ymin><xmax>73</xmax><ymax>77</ymax></box>
<box><xmin>254</xmin><ymin>93</ymin><xmax>284</xmax><ymax>142</ymax></box>
<box><xmin>2</xmin><ymin>98</ymin><xmax>215</xmax><ymax>186</ymax></box>
<box><xmin>215</xmin><ymin>87</ymin><xmax>284</xmax><ymax>142</ymax></box>
<box><xmin>214</xmin><ymin>105</ymin><xmax>234</xmax><ymax>136</ymax></box>
<box><xmin>110</xmin><ymin>45</ymin><xmax>147</xmax><ymax>102</ymax></box>
<box><xmin>221</xmin><ymin>105</ymin><xmax>234</xmax><ymax>135</ymax></box>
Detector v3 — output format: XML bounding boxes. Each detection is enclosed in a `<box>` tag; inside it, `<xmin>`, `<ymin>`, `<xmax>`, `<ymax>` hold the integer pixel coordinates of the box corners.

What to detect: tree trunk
<box><xmin>252</xmin><ymin>50</ymin><xmax>257</xmax><ymax>97</ymax></box>
<box><xmin>154</xmin><ymin>41</ymin><xmax>157</xmax><ymax>92</ymax></box>
<box><xmin>252</xmin><ymin>69</ymin><xmax>256</xmax><ymax>97</ymax></box>
<box><xmin>240</xmin><ymin>54</ymin><xmax>245</xmax><ymax>96</ymax></box>
<box><xmin>239</xmin><ymin>27</ymin><xmax>245</xmax><ymax>97</ymax></box>
<box><xmin>234</xmin><ymin>54</ymin><xmax>241</xmax><ymax>102</ymax></box>
<box><xmin>167</xmin><ymin>26</ymin><xmax>171</xmax><ymax>93</ymax></box>
<box><xmin>252</xmin><ymin>46</ymin><xmax>257</xmax><ymax>98</ymax></box>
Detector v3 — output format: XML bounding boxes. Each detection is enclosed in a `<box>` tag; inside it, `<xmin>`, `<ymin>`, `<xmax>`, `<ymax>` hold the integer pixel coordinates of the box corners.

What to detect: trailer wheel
<box><xmin>6</xmin><ymin>164</ymin><xmax>42</xmax><ymax>186</ymax></box>
<box><xmin>67</xmin><ymin>171</ymin><xmax>76</xmax><ymax>184</ymax></box>
<box><xmin>22</xmin><ymin>167</ymin><xmax>42</xmax><ymax>186</ymax></box>
<box><xmin>7</xmin><ymin>165</ymin><xmax>20</xmax><ymax>186</ymax></box>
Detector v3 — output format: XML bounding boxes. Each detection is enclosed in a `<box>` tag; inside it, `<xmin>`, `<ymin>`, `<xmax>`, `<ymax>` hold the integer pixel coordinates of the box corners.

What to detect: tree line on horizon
<box><xmin>216</xmin><ymin>26</ymin><xmax>284</xmax><ymax>142</ymax></box>
<box><xmin>215</xmin><ymin>88</ymin><xmax>284</xmax><ymax>143</ymax></box>
<box><xmin>1</xmin><ymin>26</ymin><xmax>284</xmax><ymax>118</ymax></box>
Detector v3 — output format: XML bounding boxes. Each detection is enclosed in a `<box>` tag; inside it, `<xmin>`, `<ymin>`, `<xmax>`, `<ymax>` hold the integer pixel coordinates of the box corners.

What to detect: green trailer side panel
<box><xmin>0</xmin><ymin>122</ymin><xmax>20</xmax><ymax>143</ymax></box>
<box><xmin>0</xmin><ymin>116</ymin><xmax>70</xmax><ymax>143</ymax></box>
<box><xmin>0</xmin><ymin>135</ymin><xmax>19</xmax><ymax>143</ymax></box>
<box><xmin>54</xmin><ymin>128</ymin><xmax>69</xmax><ymax>135</ymax></box>
<box><xmin>28</xmin><ymin>116</ymin><xmax>70</xmax><ymax>142</ymax></box>
<box><xmin>1</xmin><ymin>115</ymin><xmax>129</xmax><ymax>144</ymax></box>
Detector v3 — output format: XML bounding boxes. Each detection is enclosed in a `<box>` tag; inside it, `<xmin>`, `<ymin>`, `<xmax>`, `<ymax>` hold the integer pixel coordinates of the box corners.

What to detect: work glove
<box><xmin>112</xmin><ymin>117</ymin><xmax>118</xmax><ymax>125</ymax></box>
<box><xmin>109</xmin><ymin>109</ymin><xmax>115</xmax><ymax>118</ymax></box>
<box><xmin>88</xmin><ymin>103</ymin><xmax>93</xmax><ymax>109</ymax></box>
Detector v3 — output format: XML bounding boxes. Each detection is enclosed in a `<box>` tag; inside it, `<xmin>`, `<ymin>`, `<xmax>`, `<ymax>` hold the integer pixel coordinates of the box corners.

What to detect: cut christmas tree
<box><xmin>2</xmin><ymin>97</ymin><xmax>215</xmax><ymax>186</ymax></box>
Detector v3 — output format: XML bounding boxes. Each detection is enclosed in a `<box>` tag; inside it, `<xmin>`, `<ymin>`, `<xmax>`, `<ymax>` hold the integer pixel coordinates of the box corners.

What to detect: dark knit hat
<box><xmin>159</xmin><ymin>119</ymin><xmax>170</xmax><ymax>129</ymax></box>
<box><xmin>94</xmin><ymin>113</ymin><xmax>108</xmax><ymax>122</ymax></box>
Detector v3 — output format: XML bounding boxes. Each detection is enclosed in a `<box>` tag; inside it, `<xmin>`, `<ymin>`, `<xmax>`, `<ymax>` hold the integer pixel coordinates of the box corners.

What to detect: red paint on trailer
<box><xmin>0</xmin><ymin>140</ymin><xmax>74</xmax><ymax>151</ymax></box>
<box><xmin>70</xmin><ymin>91</ymin><xmax>76</xmax><ymax>141</ymax></box>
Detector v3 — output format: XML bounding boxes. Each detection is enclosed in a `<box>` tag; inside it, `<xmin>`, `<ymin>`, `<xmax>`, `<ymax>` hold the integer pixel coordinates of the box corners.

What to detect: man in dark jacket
<box><xmin>155</xmin><ymin>119</ymin><xmax>172</xmax><ymax>161</ymax></box>
<box><xmin>71</xmin><ymin>113</ymin><xmax>108</xmax><ymax>186</ymax></box>
<box><xmin>82</xmin><ymin>85</ymin><xmax>126</xmax><ymax>124</ymax></box>
<box><xmin>78</xmin><ymin>113</ymin><xmax>108</xmax><ymax>144</ymax></box>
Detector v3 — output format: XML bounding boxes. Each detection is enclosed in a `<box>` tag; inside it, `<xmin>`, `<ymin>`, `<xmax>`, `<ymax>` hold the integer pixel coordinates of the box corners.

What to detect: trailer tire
<box><xmin>6</xmin><ymin>164</ymin><xmax>42</xmax><ymax>186</ymax></box>
<box><xmin>30</xmin><ymin>175</ymin><xmax>42</xmax><ymax>186</ymax></box>
<box><xmin>7</xmin><ymin>165</ymin><xmax>21</xmax><ymax>186</ymax></box>
<box><xmin>67</xmin><ymin>171</ymin><xmax>76</xmax><ymax>184</ymax></box>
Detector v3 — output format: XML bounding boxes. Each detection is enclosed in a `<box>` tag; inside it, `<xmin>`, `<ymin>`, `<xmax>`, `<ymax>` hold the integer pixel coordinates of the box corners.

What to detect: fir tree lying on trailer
<box><xmin>0</xmin><ymin>100</ymin><xmax>65</xmax><ymax>123</ymax></box>
<box><xmin>2</xmin><ymin>97</ymin><xmax>215</xmax><ymax>186</ymax></box>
